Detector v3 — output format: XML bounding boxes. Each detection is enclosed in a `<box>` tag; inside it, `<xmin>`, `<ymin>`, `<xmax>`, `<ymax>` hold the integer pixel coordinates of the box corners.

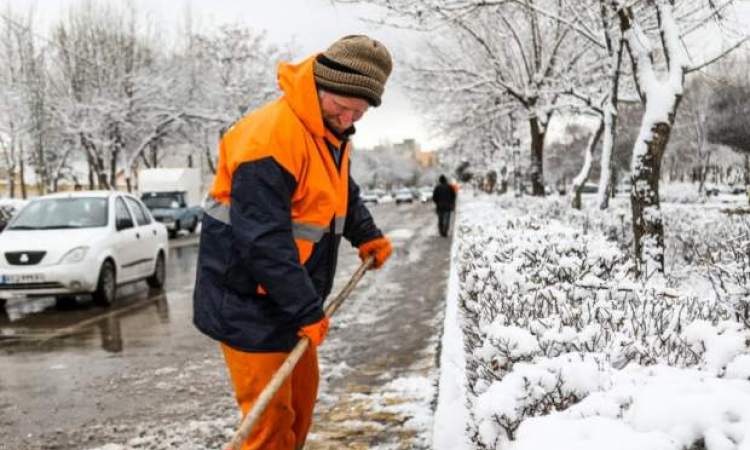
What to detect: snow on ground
<box><xmin>433</xmin><ymin>218</ymin><xmax>470</xmax><ymax>450</ymax></box>
<box><xmin>83</xmin><ymin>189</ymin><xmax>749</xmax><ymax>450</ymax></box>
<box><xmin>433</xmin><ymin>191</ymin><xmax>750</xmax><ymax>450</ymax></box>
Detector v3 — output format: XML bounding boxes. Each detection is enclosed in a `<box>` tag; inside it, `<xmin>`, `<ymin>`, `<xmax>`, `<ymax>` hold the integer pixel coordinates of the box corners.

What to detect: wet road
<box><xmin>0</xmin><ymin>202</ymin><xmax>452</xmax><ymax>449</ymax></box>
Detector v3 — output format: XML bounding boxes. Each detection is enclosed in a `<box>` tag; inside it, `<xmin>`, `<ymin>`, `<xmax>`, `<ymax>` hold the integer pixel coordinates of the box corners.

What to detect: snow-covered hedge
<box><xmin>454</xmin><ymin>195</ymin><xmax>750</xmax><ymax>450</ymax></box>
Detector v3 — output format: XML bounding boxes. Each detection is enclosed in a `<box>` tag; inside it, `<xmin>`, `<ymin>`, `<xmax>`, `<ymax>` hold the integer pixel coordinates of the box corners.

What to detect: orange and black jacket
<box><xmin>193</xmin><ymin>56</ymin><xmax>382</xmax><ymax>352</ymax></box>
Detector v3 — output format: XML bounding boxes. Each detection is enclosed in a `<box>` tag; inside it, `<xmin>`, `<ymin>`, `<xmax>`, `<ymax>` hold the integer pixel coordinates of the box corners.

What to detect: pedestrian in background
<box><xmin>433</xmin><ymin>174</ymin><xmax>457</xmax><ymax>237</ymax></box>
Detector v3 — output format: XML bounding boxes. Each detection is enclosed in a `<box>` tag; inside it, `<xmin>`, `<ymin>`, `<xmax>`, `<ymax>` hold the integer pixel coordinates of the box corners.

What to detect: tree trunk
<box><xmin>7</xmin><ymin>166</ymin><xmax>15</xmax><ymax>198</ymax></box>
<box><xmin>631</xmin><ymin>121</ymin><xmax>671</xmax><ymax>277</ymax></box>
<box><xmin>571</xmin><ymin>118</ymin><xmax>604</xmax><ymax>210</ymax></box>
<box><xmin>110</xmin><ymin>150</ymin><xmax>118</xmax><ymax>190</ymax></box>
<box><xmin>598</xmin><ymin>108</ymin><xmax>617</xmax><ymax>210</ymax></box>
<box><xmin>87</xmin><ymin>153</ymin><xmax>95</xmax><ymax>189</ymax></box>
<box><xmin>529</xmin><ymin>117</ymin><xmax>546</xmax><ymax>196</ymax></box>
<box><xmin>19</xmin><ymin>145</ymin><xmax>27</xmax><ymax>199</ymax></box>
<box><xmin>150</xmin><ymin>141</ymin><xmax>158</xmax><ymax>168</ymax></box>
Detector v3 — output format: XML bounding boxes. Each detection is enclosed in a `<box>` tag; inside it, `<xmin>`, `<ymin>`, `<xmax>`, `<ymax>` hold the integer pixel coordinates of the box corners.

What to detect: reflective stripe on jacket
<box><xmin>193</xmin><ymin>56</ymin><xmax>382</xmax><ymax>352</ymax></box>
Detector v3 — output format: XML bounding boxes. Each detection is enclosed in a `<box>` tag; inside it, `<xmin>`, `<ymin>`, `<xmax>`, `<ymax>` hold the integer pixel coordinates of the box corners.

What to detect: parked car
<box><xmin>139</xmin><ymin>168</ymin><xmax>204</xmax><ymax>238</ymax></box>
<box><xmin>395</xmin><ymin>188</ymin><xmax>414</xmax><ymax>204</ymax></box>
<box><xmin>360</xmin><ymin>191</ymin><xmax>379</xmax><ymax>204</ymax></box>
<box><xmin>0</xmin><ymin>191</ymin><xmax>168</xmax><ymax>307</ymax></box>
<box><xmin>419</xmin><ymin>187</ymin><xmax>432</xmax><ymax>203</ymax></box>
<box><xmin>377</xmin><ymin>189</ymin><xmax>394</xmax><ymax>203</ymax></box>
<box><xmin>0</xmin><ymin>199</ymin><xmax>28</xmax><ymax>232</ymax></box>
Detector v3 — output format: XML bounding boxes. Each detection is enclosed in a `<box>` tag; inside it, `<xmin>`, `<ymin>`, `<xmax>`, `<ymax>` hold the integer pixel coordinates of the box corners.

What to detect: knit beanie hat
<box><xmin>313</xmin><ymin>35</ymin><xmax>393</xmax><ymax>107</ymax></box>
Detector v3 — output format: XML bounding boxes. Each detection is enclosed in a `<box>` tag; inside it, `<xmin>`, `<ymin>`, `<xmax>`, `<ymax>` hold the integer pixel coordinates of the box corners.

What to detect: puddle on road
<box><xmin>0</xmin><ymin>244</ymin><xmax>198</xmax><ymax>354</ymax></box>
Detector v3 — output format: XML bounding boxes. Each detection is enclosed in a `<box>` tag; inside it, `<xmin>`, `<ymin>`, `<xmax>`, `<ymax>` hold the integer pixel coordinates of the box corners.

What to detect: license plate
<box><xmin>0</xmin><ymin>273</ymin><xmax>45</xmax><ymax>284</ymax></box>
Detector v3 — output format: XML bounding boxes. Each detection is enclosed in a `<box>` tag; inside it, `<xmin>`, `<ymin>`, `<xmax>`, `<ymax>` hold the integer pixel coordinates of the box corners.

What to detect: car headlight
<box><xmin>59</xmin><ymin>246</ymin><xmax>90</xmax><ymax>264</ymax></box>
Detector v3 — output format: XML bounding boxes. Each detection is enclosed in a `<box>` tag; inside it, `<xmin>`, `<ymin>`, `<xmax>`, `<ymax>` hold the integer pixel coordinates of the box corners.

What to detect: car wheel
<box><xmin>93</xmin><ymin>260</ymin><xmax>117</xmax><ymax>307</ymax></box>
<box><xmin>147</xmin><ymin>252</ymin><xmax>166</xmax><ymax>289</ymax></box>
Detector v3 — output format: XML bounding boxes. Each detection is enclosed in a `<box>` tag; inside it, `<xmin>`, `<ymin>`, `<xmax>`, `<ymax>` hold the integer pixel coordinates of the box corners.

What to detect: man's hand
<box><xmin>358</xmin><ymin>236</ymin><xmax>392</xmax><ymax>269</ymax></box>
<box><xmin>298</xmin><ymin>316</ymin><xmax>330</xmax><ymax>346</ymax></box>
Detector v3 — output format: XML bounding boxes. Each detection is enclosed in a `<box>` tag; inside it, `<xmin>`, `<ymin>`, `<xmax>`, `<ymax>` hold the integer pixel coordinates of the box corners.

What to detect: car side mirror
<box><xmin>116</xmin><ymin>217</ymin><xmax>134</xmax><ymax>231</ymax></box>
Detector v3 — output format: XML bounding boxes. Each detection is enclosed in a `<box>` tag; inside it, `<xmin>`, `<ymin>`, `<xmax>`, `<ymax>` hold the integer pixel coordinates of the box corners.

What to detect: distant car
<box><xmin>730</xmin><ymin>185</ymin><xmax>747</xmax><ymax>195</ymax></box>
<box><xmin>0</xmin><ymin>199</ymin><xmax>28</xmax><ymax>232</ymax></box>
<box><xmin>0</xmin><ymin>191</ymin><xmax>168</xmax><ymax>307</ymax></box>
<box><xmin>378</xmin><ymin>192</ymin><xmax>394</xmax><ymax>203</ymax></box>
<box><xmin>579</xmin><ymin>182</ymin><xmax>599</xmax><ymax>194</ymax></box>
<box><xmin>360</xmin><ymin>191</ymin><xmax>379</xmax><ymax>204</ymax></box>
<box><xmin>419</xmin><ymin>188</ymin><xmax>432</xmax><ymax>203</ymax></box>
<box><xmin>395</xmin><ymin>188</ymin><xmax>414</xmax><ymax>204</ymax></box>
<box><xmin>141</xmin><ymin>191</ymin><xmax>202</xmax><ymax>239</ymax></box>
<box><xmin>139</xmin><ymin>168</ymin><xmax>204</xmax><ymax>239</ymax></box>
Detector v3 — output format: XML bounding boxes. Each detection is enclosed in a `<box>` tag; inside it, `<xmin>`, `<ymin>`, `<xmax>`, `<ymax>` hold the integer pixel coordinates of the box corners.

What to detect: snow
<box><xmin>432</xmin><ymin>192</ymin><xmax>750</xmax><ymax>450</ymax></box>
<box><xmin>432</xmin><ymin>215</ymin><xmax>471</xmax><ymax>450</ymax></box>
<box><xmin>81</xmin><ymin>190</ymin><xmax>749</xmax><ymax>450</ymax></box>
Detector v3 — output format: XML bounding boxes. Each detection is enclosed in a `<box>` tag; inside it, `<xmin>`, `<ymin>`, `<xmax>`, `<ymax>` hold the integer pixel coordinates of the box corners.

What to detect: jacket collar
<box><xmin>277</xmin><ymin>55</ymin><xmax>326</xmax><ymax>138</ymax></box>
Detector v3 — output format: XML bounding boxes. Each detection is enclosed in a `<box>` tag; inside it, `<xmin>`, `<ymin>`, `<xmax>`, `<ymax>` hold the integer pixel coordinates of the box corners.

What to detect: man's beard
<box><xmin>323</xmin><ymin>118</ymin><xmax>355</xmax><ymax>138</ymax></box>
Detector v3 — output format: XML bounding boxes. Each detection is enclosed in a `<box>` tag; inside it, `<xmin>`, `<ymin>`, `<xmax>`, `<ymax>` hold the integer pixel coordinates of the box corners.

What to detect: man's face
<box><xmin>319</xmin><ymin>91</ymin><xmax>370</xmax><ymax>134</ymax></box>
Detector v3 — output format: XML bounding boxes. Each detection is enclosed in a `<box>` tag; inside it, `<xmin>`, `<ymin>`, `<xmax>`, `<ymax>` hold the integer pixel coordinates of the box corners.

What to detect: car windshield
<box><xmin>142</xmin><ymin>194</ymin><xmax>180</xmax><ymax>209</ymax></box>
<box><xmin>8</xmin><ymin>197</ymin><xmax>109</xmax><ymax>230</ymax></box>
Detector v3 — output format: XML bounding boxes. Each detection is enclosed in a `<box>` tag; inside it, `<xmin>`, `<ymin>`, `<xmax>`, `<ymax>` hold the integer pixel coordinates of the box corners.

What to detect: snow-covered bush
<box><xmin>665</xmin><ymin>206</ymin><xmax>750</xmax><ymax>326</ymax></box>
<box><xmin>455</xmin><ymin>195</ymin><xmax>750</xmax><ymax>450</ymax></box>
<box><xmin>660</xmin><ymin>182</ymin><xmax>706</xmax><ymax>204</ymax></box>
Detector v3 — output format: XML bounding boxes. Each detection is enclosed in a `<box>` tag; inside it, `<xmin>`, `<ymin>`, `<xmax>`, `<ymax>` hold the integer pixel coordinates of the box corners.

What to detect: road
<box><xmin>0</xmin><ymin>201</ymin><xmax>452</xmax><ymax>450</ymax></box>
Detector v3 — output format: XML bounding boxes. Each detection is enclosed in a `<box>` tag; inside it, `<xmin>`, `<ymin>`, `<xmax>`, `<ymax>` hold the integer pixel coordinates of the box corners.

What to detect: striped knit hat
<box><xmin>313</xmin><ymin>35</ymin><xmax>393</xmax><ymax>107</ymax></box>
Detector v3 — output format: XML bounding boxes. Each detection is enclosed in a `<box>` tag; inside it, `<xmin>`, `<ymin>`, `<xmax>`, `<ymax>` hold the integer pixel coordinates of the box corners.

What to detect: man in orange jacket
<box><xmin>193</xmin><ymin>35</ymin><xmax>394</xmax><ymax>449</ymax></box>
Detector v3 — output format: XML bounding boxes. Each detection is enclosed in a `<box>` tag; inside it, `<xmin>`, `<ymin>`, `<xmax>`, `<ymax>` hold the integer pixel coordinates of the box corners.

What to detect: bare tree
<box><xmin>666</xmin><ymin>73</ymin><xmax>716</xmax><ymax>193</ymax></box>
<box><xmin>337</xmin><ymin>0</ymin><xmax>596</xmax><ymax>196</ymax></box>
<box><xmin>0</xmin><ymin>8</ymin><xmax>27</xmax><ymax>198</ymax></box>
<box><xmin>561</xmin><ymin>0</ymin><xmax>629</xmax><ymax>210</ymax></box>
<box><xmin>706</xmin><ymin>55</ymin><xmax>750</xmax><ymax>197</ymax></box>
<box><xmin>177</xmin><ymin>22</ymin><xmax>292</xmax><ymax>174</ymax></box>
<box><xmin>613</xmin><ymin>0</ymin><xmax>748</xmax><ymax>276</ymax></box>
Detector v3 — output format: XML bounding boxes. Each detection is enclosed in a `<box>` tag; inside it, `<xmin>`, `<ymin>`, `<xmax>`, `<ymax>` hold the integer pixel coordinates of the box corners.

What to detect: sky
<box><xmin>1</xmin><ymin>0</ymin><xmax>436</xmax><ymax>150</ymax></box>
<box><xmin>3</xmin><ymin>0</ymin><xmax>749</xmax><ymax>151</ymax></box>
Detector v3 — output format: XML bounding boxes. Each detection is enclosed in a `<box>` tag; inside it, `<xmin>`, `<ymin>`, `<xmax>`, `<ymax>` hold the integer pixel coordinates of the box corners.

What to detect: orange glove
<box><xmin>358</xmin><ymin>236</ymin><xmax>392</xmax><ymax>269</ymax></box>
<box><xmin>298</xmin><ymin>316</ymin><xmax>330</xmax><ymax>346</ymax></box>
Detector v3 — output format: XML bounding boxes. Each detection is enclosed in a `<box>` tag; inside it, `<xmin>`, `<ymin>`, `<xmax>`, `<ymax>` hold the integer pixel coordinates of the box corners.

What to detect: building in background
<box><xmin>368</xmin><ymin>138</ymin><xmax>437</xmax><ymax>168</ymax></box>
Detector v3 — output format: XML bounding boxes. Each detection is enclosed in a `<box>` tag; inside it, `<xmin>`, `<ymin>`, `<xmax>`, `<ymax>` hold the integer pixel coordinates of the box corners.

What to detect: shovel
<box><xmin>224</xmin><ymin>256</ymin><xmax>375</xmax><ymax>450</ymax></box>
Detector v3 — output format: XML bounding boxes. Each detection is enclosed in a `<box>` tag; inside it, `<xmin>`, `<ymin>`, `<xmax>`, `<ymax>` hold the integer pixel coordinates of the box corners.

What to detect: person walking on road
<box><xmin>192</xmin><ymin>35</ymin><xmax>394</xmax><ymax>450</ymax></box>
<box><xmin>433</xmin><ymin>174</ymin><xmax>457</xmax><ymax>237</ymax></box>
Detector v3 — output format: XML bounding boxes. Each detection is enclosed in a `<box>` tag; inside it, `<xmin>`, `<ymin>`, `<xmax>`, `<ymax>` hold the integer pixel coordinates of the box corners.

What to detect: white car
<box><xmin>0</xmin><ymin>191</ymin><xmax>168</xmax><ymax>307</ymax></box>
<box><xmin>0</xmin><ymin>198</ymin><xmax>28</xmax><ymax>232</ymax></box>
<box><xmin>394</xmin><ymin>188</ymin><xmax>414</xmax><ymax>204</ymax></box>
<box><xmin>419</xmin><ymin>188</ymin><xmax>432</xmax><ymax>203</ymax></box>
<box><xmin>360</xmin><ymin>191</ymin><xmax>379</xmax><ymax>204</ymax></box>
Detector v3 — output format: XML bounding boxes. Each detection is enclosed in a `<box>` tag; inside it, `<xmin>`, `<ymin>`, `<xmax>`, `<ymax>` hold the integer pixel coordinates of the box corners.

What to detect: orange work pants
<box><xmin>221</xmin><ymin>342</ymin><xmax>319</xmax><ymax>450</ymax></box>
